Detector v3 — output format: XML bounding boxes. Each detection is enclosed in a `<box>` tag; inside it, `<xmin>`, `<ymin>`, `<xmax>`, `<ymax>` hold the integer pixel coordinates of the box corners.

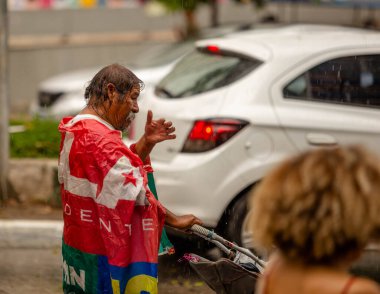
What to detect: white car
<box><xmin>31</xmin><ymin>43</ymin><xmax>188</xmax><ymax>119</ymax></box>
<box><xmin>31</xmin><ymin>24</ymin><xmax>256</xmax><ymax>120</ymax></box>
<box><xmin>125</xmin><ymin>24</ymin><xmax>380</xmax><ymax>250</ymax></box>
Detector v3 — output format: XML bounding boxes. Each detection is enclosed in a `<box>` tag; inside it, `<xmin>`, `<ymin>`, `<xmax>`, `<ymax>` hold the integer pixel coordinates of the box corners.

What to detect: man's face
<box><xmin>109</xmin><ymin>85</ymin><xmax>140</xmax><ymax>131</ymax></box>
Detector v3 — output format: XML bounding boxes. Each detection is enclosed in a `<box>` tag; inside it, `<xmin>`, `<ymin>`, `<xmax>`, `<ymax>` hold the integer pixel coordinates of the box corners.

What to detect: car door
<box><xmin>270</xmin><ymin>49</ymin><xmax>380</xmax><ymax>157</ymax></box>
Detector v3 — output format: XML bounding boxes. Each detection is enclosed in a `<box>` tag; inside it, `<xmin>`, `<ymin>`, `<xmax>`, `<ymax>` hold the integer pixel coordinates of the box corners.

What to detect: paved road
<box><xmin>0</xmin><ymin>220</ymin><xmax>214</xmax><ymax>293</ymax></box>
<box><xmin>0</xmin><ymin>247</ymin><xmax>62</xmax><ymax>294</ymax></box>
<box><xmin>0</xmin><ymin>247</ymin><xmax>214</xmax><ymax>294</ymax></box>
<box><xmin>0</xmin><ymin>219</ymin><xmax>380</xmax><ymax>293</ymax></box>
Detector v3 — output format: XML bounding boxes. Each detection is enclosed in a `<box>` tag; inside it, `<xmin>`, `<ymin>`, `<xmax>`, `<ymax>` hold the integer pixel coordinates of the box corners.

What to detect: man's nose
<box><xmin>132</xmin><ymin>101</ymin><xmax>139</xmax><ymax>113</ymax></box>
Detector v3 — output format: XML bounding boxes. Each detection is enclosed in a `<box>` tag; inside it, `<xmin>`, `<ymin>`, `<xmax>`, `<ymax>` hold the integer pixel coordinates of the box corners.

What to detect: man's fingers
<box><xmin>166</xmin><ymin>126</ymin><xmax>175</xmax><ymax>134</ymax></box>
<box><xmin>164</xmin><ymin>121</ymin><xmax>173</xmax><ymax>128</ymax></box>
<box><xmin>146</xmin><ymin>110</ymin><xmax>153</xmax><ymax>125</ymax></box>
<box><xmin>166</xmin><ymin>134</ymin><xmax>176</xmax><ymax>140</ymax></box>
<box><xmin>156</xmin><ymin>118</ymin><xmax>166</xmax><ymax>125</ymax></box>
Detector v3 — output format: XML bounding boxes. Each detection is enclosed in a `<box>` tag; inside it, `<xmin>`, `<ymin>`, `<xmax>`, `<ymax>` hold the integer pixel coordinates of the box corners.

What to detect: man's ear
<box><xmin>106</xmin><ymin>83</ymin><xmax>117</xmax><ymax>102</ymax></box>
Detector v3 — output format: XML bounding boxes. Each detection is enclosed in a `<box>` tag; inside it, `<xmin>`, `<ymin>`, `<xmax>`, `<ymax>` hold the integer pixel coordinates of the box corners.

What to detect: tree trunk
<box><xmin>210</xmin><ymin>0</ymin><xmax>219</xmax><ymax>28</ymax></box>
<box><xmin>0</xmin><ymin>0</ymin><xmax>9</xmax><ymax>203</ymax></box>
<box><xmin>184</xmin><ymin>9</ymin><xmax>199</xmax><ymax>39</ymax></box>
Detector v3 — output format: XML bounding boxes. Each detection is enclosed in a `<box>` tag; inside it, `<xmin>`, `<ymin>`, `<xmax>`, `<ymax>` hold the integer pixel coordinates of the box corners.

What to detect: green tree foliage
<box><xmin>233</xmin><ymin>0</ymin><xmax>266</xmax><ymax>8</ymax></box>
<box><xmin>156</xmin><ymin>0</ymin><xmax>265</xmax><ymax>11</ymax></box>
<box><xmin>9</xmin><ymin>119</ymin><xmax>131</xmax><ymax>159</ymax></box>
<box><xmin>156</xmin><ymin>0</ymin><xmax>204</xmax><ymax>12</ymax></box>
<box><xmin>10</xmin><ymin>119</ymin><xmax>60</xmax><ymax>158</ymax></box>
<box><xmin>155</xmin><ymin>0</ymin><xmax>207</xmax><ymax>38</ymax></box>
<box><xmin>155</xmin><ymin>0</ymin><xmax>267</xmax><ymax>39</ymax></box>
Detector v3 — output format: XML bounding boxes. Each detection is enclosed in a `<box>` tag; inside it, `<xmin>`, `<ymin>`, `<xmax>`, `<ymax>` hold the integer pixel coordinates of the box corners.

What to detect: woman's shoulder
<box><xmin>258</xmin><ymin>255</ymin><xmax>380</xmax><ymax>294</ymax></box>
<box><xmin>304</xmin><ymin>272</ymin><xmax>380</xmax><ymax>294</ymax></box>
<box><xmin>349</xmin><ymin>277</ymin><xmax>380</xmax><ymax>294</ymax></box>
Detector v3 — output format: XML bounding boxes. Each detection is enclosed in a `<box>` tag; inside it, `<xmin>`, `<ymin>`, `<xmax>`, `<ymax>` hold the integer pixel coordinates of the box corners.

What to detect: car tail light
<box><xmin>206</xmin><ymin>45</ymin><xmax>220</xmax><ymax>54</ymax></box>
<box><xmin>181</xmin><ymin>118</ymin><xmax>248</xmax><ymax>153</ymax></box>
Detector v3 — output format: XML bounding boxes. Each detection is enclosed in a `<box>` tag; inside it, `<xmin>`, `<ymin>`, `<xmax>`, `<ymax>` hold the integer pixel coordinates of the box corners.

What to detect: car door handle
<box><xmin>306</xmin><ymin>133</ymin><xmax>337</xmax><ymax>146</ymax></box>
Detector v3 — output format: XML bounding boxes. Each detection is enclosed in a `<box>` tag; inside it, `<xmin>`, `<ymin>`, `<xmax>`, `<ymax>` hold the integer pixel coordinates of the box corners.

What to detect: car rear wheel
<box><xmin>225</xmin><ymin>191</ymin><xmax>268</xmax><ymax>259</ymax></box>
<box><xmin>241</xmin><ymin>208</ymin><xmax>255</xmax><ymax>249</ymax></box>
<box><xmin>225</xmin><ymin>192</ymin><xmax>251</xmax><ymax>248</ymax></box>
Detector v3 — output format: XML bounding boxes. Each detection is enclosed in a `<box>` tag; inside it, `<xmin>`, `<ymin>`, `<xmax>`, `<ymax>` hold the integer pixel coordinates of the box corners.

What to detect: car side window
<box><xmin>283</xmin><ymin>55</ymin><xmax>380</xmax><ymax>108</ymax></box>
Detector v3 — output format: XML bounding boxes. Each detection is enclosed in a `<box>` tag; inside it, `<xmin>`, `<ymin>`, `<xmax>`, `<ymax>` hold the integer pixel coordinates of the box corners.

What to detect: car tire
<box><xmin>225</xmin><ymin>192</ymin><xmax>251</xmax><ymax>247</ymax></box>
<box><xmin>225</xmin><ymin>191</ymin><xmax>268</xmax><ymax>258</ymax></box>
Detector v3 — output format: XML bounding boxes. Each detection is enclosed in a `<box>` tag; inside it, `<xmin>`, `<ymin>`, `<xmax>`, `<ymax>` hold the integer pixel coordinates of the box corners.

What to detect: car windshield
<box><xmin>155</xmin><ymin>48</ymin><xmax>262</xmax><ymax>98</ymax></box>
<box><xmin>130</xmin><ymin>42</ymin><xmax>194</xmax><ymax>69</ymax></box>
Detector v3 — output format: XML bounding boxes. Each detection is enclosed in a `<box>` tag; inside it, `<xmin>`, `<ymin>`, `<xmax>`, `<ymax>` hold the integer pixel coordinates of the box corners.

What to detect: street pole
<box><xmin>0</xmin><ymin>0</ymin><xmax>8</xmax><ymax>203</ymax></box>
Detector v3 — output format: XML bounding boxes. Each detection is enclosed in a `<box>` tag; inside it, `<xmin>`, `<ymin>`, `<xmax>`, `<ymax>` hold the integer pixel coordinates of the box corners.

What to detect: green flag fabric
<box><xmin>147</xmin><ymin>172</ymin><xmax>175</xmax><ymax>255</ymax></box>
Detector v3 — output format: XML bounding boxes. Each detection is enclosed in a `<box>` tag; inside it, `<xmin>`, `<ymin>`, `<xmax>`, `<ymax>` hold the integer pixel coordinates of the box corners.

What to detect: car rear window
<box><xmin>155</xmin><ymin>47</ymin><xmax>262</xmax><ymax>98</ymax></box>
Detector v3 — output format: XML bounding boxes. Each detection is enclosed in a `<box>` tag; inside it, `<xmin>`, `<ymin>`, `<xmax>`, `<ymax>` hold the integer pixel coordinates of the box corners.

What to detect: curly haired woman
<box><xmin>250</xmin><ymin>145</ymin><xmax>380</xmax><ymax>294</ymax></box>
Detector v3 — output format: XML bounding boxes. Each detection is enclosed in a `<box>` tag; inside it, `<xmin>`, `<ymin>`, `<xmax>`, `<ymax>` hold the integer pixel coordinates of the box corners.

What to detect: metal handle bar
<box><xmin>191</xmin><ymin>224</ymin><xmax>267</xmax><ymax>269</ymax></box>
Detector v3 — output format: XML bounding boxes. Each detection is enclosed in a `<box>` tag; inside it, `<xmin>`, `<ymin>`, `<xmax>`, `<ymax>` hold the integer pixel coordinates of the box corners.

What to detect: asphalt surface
<box><xmin>1</xmin><ymin>246</ymin><xmax>379</xmax><ymax>294</ymax></box>
<box><xmin>0</xmin><ymin>204</ymin><xmax>380</xmax><ymax>293</ymax></box>
<box><xmin>0</xmin><ymin>246</ymin><xmax>216</xmax><ymax>294</ymax></box>
<box><xmin>0</xmin><ymin>213</ymin><xmax>214</xmax><ymax>294</ymax></box>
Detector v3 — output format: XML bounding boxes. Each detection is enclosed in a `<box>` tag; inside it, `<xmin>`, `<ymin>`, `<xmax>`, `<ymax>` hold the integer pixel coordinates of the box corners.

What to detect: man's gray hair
<box><xmin>85</xmin><ymin>63</ymin><xmax>144</xmax><ymax>108</ymax></box>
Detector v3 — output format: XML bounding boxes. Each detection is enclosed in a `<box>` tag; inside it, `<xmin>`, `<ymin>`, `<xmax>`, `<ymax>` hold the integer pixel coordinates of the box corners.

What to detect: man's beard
<box><xmin>120</xmin><ymin>112</ymin><xmax>136</xmax><ymax>132</ymax></box>
<box><xmin>126</xmin><ymin>112</ymin><xmax>135</xmax><ymax>125</ymax></box>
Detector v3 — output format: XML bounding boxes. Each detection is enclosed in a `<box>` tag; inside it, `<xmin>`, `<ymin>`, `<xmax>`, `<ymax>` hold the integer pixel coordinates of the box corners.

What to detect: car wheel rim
<box><xmin>241</xmin><ymin>209</ymin><xmax>269</xmax><ymax>260</ymax></box>
<box><xmin>241</xmin><ymin>209</ymin><xmax>255</xmax><ymax>250</ymax></box>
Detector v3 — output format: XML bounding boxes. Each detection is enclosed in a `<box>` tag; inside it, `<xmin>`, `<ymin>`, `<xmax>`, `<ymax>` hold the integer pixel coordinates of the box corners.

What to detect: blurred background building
<box><xmin>8</xmin><ymin>0</ymin><xmax>138</xmax><ymax>10</ymax></box>
<box><xmin>6</xmin><ymin>0</ymin><xmax>380</xmax><ymax>115</ymax></box>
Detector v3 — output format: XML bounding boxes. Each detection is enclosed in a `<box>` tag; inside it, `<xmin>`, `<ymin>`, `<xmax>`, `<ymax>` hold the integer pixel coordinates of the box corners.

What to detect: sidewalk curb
<box><xmin>0</xmin><ymin>220</ymin><xmax>63</xmax><ymax>248</ymax></box>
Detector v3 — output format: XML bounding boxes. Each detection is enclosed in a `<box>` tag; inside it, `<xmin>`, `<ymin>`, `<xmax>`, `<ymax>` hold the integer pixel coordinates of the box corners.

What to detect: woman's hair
<box><xmin>249</xmin><ymin>145</ymin><xmax>380</xmax><ymax>265</ymax></box>
<box><xmin>85</xmin><ymin>63</ymin><xmax>144</xmax><ymax>108</ymax></box>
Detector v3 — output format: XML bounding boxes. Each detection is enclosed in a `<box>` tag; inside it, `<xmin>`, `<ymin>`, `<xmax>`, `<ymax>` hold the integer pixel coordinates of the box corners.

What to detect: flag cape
<box><xmin>58</xmin><ymin>115</ymin><xmax>166</xmax><ymax>294</ymax></box>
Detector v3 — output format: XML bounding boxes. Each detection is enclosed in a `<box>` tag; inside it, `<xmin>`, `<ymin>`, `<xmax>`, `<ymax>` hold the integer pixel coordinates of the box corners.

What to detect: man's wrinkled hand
<box><xmin>167</xmin><ymin>214</ymin><xmax>203</xmax><ymax>231</ymax></box>
<box><xmin>144</xmin><ymin>110</ymin><xmax>176</xmax><ymax>145</ymax></box>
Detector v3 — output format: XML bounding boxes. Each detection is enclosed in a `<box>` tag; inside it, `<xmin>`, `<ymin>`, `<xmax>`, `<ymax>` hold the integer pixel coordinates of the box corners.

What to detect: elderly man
<box><xmin>58</xmin><ymin>64</ymin><xmax>201</xmax><ymax>294</ymax></box>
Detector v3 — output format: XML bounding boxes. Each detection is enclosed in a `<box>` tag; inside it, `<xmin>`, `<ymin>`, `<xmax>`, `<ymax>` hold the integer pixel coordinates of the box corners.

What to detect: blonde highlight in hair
<box><xmin>249</xmin><ymin>145</ymin><xmax>380</xmax><ymax>265</ymax></box>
